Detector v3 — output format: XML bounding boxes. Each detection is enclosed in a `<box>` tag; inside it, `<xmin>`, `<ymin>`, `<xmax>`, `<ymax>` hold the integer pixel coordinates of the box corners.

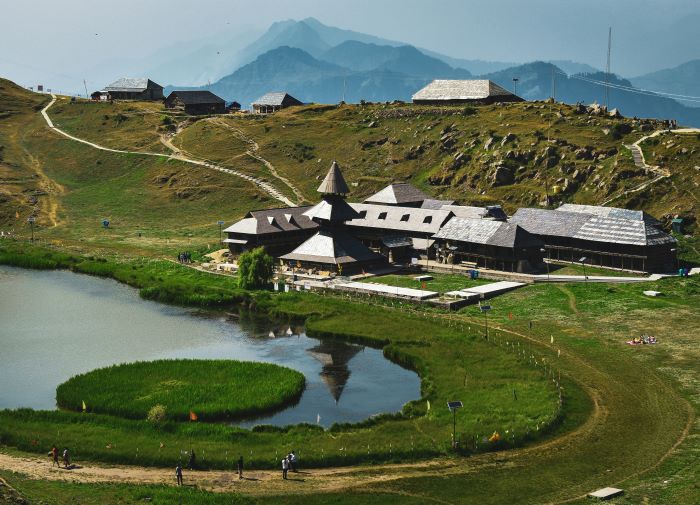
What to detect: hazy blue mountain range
<box><xmin>174</xmin><ymin>43</ymin><xmax>700</xmax><ymax>126</ymax></box>
<box><xmin>631</xmin><ymin>60</ymin><xmax>700</xmax><ymax>108</ymax></box>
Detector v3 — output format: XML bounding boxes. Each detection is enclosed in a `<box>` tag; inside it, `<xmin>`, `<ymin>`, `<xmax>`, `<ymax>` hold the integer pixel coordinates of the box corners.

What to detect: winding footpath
<box><xmin>603</xmin><ymin>127</ymin><xmax>700</xmax><ymax>205</ymax></box>
<box><xmin>40</xmin><ymin>95</ymin><xmax>296</xmax><ymax>207</ymax></box>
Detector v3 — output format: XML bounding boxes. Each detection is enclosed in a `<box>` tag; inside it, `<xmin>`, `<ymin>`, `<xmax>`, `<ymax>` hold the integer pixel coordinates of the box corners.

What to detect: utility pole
<box><xmin>83</xmin><ymin>79</ymin><xmax>89</xmax><ymax>99</ymax></box>
<box><xmin>342</xmin><ymin>77</ymin><xmax>346</xmax><ymax>103</ymax></box>
<box><xmin>551</xmin><ymin>67</ymin><xmax>556</xmax><ymax>101</ymax></box>
<box><xmin>604</xmin><ymin>27</ymin><xmax>612</xmax><ymax>109</ymax></box>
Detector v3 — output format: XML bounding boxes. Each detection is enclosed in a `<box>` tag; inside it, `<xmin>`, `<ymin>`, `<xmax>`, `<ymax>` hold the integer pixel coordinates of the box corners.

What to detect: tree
<box><xmin>237</xmin><ymin>247</ymin><xmax>274</xmax><ymax>289</ymax></box>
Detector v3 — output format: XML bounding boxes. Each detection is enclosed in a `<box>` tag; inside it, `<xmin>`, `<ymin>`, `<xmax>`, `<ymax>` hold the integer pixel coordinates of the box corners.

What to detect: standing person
<box><xmin>175</xmin><ymin>462</ymin><xmax>183</xmax><ymax>486</ymax></box>
<box><xmin>188</xmin><ymin>449</ymin><xmax>196</xmax><ymax>470</ymax></box>
<box><xmin>281</xmin><ymin>456</ymin><xmax>289</xmax><ymax>480</ymax></box>
<box><xmin>237</xmin><ymin>455</ymin><xmax>244</xmax><ymax>480</ymax></box>
<box><xmin>62</xmin><ymin>448</ymin><xmax>70</xmax><ymax>468</ymax></box>
<box><xmin>289</xmin><ymin>451</ymin><xmax>297</xmax><ymax>472</ymax></box>
<box><xmin>50</xmin><ymin>446</ymin><xmax>59</xmax><ymax>467</ymax></box>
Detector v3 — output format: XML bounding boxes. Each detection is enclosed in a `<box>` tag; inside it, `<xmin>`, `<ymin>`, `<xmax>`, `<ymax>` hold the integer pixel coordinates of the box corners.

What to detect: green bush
<box><xmin>237</xmin><ymin>247</ymin><xmax>274</xmax><ymax>289</ymax></box>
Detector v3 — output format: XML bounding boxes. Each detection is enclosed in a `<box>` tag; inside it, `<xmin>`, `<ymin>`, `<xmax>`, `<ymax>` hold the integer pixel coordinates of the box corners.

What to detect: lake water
<box><xmin>0</xmin><ymin>266</ymin><xmax>420</xmax><ymax>427</ymax></box>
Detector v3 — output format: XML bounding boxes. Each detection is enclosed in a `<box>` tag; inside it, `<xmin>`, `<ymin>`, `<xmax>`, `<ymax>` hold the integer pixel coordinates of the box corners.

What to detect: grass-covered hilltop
<box><xmin>0</xmin><ymin>76</ymin><xmax>699</xmax><ymax>504</ymax></box>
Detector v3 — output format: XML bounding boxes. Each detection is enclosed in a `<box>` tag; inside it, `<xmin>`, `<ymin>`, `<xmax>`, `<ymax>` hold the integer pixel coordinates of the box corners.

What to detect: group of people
<box><xmin>177</xmin><ymin>251</ymin><xmax>192</xmax><ymax>263</ymax></box>
<box><xmin>49</xmin><ymin>446</ymin><xmax>70</xmax><ymax>469</ymax></box>
<box><xmin>627</xmin><ymin>335</ymin><xmax>658</xmax><ymax>345</ymax></box>
<box><xmin>175</xmin><ymin>452</ymin><xmax>245</xmax><ymax>486</ymax></box>
<box><xmin>281</xmin><ymin>451</ymin><xmax>298</xmax><ymax>479</ymax></box>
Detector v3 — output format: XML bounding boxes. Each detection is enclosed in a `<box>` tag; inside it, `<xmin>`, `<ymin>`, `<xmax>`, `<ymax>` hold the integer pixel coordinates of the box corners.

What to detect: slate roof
<box><xmin>303</xmin><ymin>196</ymin><xmax>360</xmax><ymax>222</ymax></box>
<box><xmin>317</xmin><ymin>161</ymin><xmax>350</xmax><ymax>195</ymax></box>
<box><xmin>280</xmin><ymin>229</ymin><xmax>382</xmax><ymax>265</ymax></box>
<box><xmin>347</xmin><ymin>203</ymin><xmax>453</xmax><ymax>235</ymax></box>
<box><xmin>104</xmin><ymin>78</ymin><xmax>161</xmax><ymax>92</ymax></box>
<box><xmin>412</xmin><ymin>80</ymin><xmax>516</xmax><ymax>102</ymax></box>
<box><xmin>510</xmin><ymin>208</ymin><xmax>675</xmax><ymax>246</ymax></box>
<box><xmin>556</xmin><ymin>203</ymin><xmax>660</xmax><ymax>226</ymax></box>
<box><xmin>433</xmin><ymin>217</ymin><xmax>541</xmax><ymax>248</ymax></box>
<box><xmin>252</xmin><ymin>92</ymin><xmax>301</xmax><ymax>106</ymax></box>
<box><xmin>441</xmin><ymin>205</ymin><xmax>489</xmax><ymax>219</ymax></box>
<box><xmin>364</xmin><ymin>183</ymin><xmax>429</xmax><ymax>205</ymax></box>
<box><xmin>421</xmin><ymin>198</ymin><xmax>455</xmax><ymax>209</ymax></box>
<box><xmin>166</xmin><ymin>90</ymin><xmax>225</xmax><ymax>105</ymax></box>
<box><xmin>224</xmin><ymin>206</ymin><xmax>318</xmax><ymax>235</ymax></box>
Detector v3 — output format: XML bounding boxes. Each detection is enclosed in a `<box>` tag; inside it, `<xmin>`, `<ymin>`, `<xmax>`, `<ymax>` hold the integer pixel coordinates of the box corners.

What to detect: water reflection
<box><xmin>0</xmin><ymin>266</ymin><xmax>421</xmax><ymax>427</ymax></box>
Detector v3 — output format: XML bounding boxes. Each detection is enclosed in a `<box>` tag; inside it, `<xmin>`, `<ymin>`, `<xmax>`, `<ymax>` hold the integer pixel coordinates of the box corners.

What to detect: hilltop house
<box><xmin>164</xmin><ymin>90</ymin><xmax>226</xmax><ymax>115</ymax></box>
<box><xmin>412</xmin><ymin>80</ymin><xmax>522</xmax><ymax>105</ymax></box>
<box><xmin>251</xmin><ymin>92</ymin><xmax>303</xmax><ymax>114</ymax></box>
<box><xmin>102</xmin><ymin>78</ymin><xmax>164</xmax><ymax>100</ymax></box>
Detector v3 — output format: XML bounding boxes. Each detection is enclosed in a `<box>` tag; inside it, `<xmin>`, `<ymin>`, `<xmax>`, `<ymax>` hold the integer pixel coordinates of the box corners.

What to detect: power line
<box><xmin>555</xmin><ymin>70</ymin><xmax>700</xmax><ymax>104</ymax></box>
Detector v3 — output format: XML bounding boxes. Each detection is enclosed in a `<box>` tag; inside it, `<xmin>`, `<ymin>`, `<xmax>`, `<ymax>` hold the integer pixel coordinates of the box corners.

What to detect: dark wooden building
<box><xmin>164</xmin><ymin>90</ymin><xmax>226</xmax><ymax>115</ymax></box>
<box><xmin>251</xmin><ymin>92</ymin><xmax>303</xmax><ymax>114</ymax></box>
<box><xmin>103</xmin><ymin>78</ymin><xmax>163</xmax><ymax>100</ymax></box>
<box><xmin>433</xmin><ymin>217</ymin><xmax>544</xmax><ymax>273</ymax></box>
<box><xmin>223</xmin><ymin>206</ymin><xmax>319</xmax><ymax>257</ymax></box>
<box><xmin>510</xmin><ymin>204</ymin><xmax>677</xmax><ymax>273</ymax></box>
<box><xmin>412</xmin><ymin>79</ymin><xmax>523</xmax><ymax>105</ymax></box>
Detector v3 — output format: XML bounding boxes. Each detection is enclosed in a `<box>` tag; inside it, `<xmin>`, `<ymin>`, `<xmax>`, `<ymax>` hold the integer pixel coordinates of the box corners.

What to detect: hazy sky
<box><xmin>2</xmin><ymin>0</ymin><xmax>698</xmax><ymax>92</ymax></box>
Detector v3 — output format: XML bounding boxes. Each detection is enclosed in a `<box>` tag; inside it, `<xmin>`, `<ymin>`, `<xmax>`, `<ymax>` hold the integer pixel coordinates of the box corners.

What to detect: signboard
<box><xmin>411</xmin><ymin>257</ymin><xmax>418</xmax><ymax>265</ymax></box>
<box><xmin>447</xmin><ymin>401</ymin><xmax>463</xmax><ymax>410</ymax></box>
<box><xmin>479</xmin><ymin>305</ymin><xmax>491</xmax><ymax>312</ymax></box>
<box><xmin>217</xmin><ymin>220</ymin><xmax>225</xmax><ymax>225</ymax></box>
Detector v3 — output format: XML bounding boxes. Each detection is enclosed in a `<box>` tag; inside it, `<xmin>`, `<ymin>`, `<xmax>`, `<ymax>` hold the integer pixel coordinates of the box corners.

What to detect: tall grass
<box><xmin>56</xmin><ymin>360</ymin><xmax>305</xmax><ymax>422</ymax></box>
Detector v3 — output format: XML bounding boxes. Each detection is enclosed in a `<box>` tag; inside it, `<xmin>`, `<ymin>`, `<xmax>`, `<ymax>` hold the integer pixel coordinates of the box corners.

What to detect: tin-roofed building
<box><xmin>251</xmin><ymin>92</ymin><xmax>303</xmax><ymax>114</ymax></box>
<box><xmin>103</xmin><ymin>78</ymin><xmax>163</xmax><ymax>100</ymax></box>
<box><xmin>165</xmin><ymin>90</ymin><xmax>226</xmax><ymax>115</ymax></box>
<box><xmin>433</xmin><ymin>218</ymin><xmax>543</xmax><ymax>273</ymax></box>
<box><xmin>412</xmin><ymin>79</ymin><xmax>522</xmax><ymax>105</ymax></box>
<box><xmin>511</xmin><ymin>206</ymin><xmax>676</xmax><ymax>272</ymax></box>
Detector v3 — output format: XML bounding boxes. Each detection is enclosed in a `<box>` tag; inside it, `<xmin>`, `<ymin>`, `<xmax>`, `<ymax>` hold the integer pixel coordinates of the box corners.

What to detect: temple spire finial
<box><xmin>317</xmin><ymin>160</ymin><xmax>350</xmax><ymax>195</ymax></box>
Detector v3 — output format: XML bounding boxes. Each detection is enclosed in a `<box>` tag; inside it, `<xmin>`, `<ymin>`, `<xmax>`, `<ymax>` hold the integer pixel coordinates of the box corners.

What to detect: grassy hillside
<box><xmin>0</xmin><ymin>79</ymin><xmax>275</xmax><ymax>254</ymax></box>
<box><xmin>23</xmin><ymin>83</ymin><xmax>700</xmax><ymax>233</ymax></box>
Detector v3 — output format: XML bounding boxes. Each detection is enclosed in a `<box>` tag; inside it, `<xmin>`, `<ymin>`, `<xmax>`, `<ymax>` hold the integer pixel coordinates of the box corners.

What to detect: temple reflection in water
<box><xmin>307</xmin><ymin>340</ymin><xmax>362</xmax><ymax>402</ymax></box>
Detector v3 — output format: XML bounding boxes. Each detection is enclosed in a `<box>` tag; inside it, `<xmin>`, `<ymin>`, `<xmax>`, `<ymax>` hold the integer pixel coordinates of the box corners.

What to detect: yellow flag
<box><xmin>550</xmin><ymin>335</ymin><xmax>554</xmax><ymax>344</ymax></box>
<box><xmin>82</xmin><ymin>400</ymin><xmax>86</xmax><ymax>412</ymax></box>
<box><xmin>426</xmin><ymin>400</ymin><xmax>431</xmax><ymax>411</ymax></box>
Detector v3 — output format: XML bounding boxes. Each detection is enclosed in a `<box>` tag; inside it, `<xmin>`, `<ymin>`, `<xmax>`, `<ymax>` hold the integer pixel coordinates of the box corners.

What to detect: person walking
<box><xmin>175</xmin><ymin>462</ymin><xmax>183</xmax><ymax>486</ymax></box>
<box><xmin>281</xmin><ymin>456</ymin><xmax>289</xmax><ymax>480</ymax></box>
<box><xmin>50</xmin><ymin>446</ymin><xmax>59</xmax><ymax>467</ymax></box>
<box><xmin>237</xmin><ymin>455</ymin><xmax>244</xmax><ymax>480</ymax></box>
<box><xmin>62</xmin><ymin>448</ymin><xmax>70</xmax><ymax>468</ymax></box>
<box><xmin>188</xmin><ymin>449</ymin><xmax>196</xmax><ymax>470</ymax></box>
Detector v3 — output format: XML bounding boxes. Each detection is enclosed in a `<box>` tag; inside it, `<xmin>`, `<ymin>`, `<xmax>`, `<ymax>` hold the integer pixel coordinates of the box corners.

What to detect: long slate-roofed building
<box><xmin>165</xmin><ymin>90</ymin><xmax>226</xmax><ymax>115</ymax></box>
<box><xmin>412</xmin><ymin>79</ymin><xmax>523</xmax><ymax>105</ymax></box>
<box><xmin>511</xmin><ymin>205</ymin><xmax>676</xmax><ymax>272</ymax></box>
<box><xmin>251</xmin><ymin>92</ymin><xmax>303</xmax><ymax>114</ymax></box>
<box><xmin>102</xmin><ymin>78</ymin><xmax>163</xmax><ymax>100</ymax></box>
<box><xmin>224</xmin><ymin>170</ymin><xmax>675</xmax><ymax>274</ymax></box>
<box><xmin>433</xmin><ymin>218</ymin><xmax>543</xmax><ymax>273</ymax></box>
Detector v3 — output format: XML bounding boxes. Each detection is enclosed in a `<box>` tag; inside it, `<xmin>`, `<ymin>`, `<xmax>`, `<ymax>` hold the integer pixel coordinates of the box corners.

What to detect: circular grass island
<box><xmin>56</xmin><ymin>359</ymin><xmax>306</xmax><ymax>422</ymax></box>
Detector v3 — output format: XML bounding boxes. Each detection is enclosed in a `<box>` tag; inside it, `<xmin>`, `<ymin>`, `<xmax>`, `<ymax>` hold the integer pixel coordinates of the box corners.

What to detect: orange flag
<box><xmin>189</xmin><ymin>410</ymin><xmax>198</xmax><ymax>422</ymax></box>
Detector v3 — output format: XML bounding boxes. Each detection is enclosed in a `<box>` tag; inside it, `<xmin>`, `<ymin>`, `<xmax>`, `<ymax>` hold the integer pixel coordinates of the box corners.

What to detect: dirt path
<box><xmin>208</xmin><ymin>117</ymin><xmax>307</xmax><ymax>204</ymax></box>
<box><xmin>603</xmin><ymin>127</ymin><xmax>700</xmax><ymax>206</ymax></box>
<box><xmin>555</xmin><ymin>285</ymin><xmax>580</xmax><ymax>314</ymax></box>
<box><xmin>40</xmin><ymin>95</ymin><xmax>295</xmax><ymax>207</ymax></box>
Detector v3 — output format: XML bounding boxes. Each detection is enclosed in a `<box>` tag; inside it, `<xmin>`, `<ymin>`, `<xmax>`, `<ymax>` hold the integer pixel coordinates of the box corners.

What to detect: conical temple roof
<box><xmin>317</xmin><ymin>161</ymin><xmax>350</xmax><ymax>195</ymax></box>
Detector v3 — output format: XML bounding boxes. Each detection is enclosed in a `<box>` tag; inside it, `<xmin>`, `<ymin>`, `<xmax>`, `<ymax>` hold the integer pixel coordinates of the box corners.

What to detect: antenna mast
<box><xmin>604</xmin><ymin>27</ymin><xmax>611</xmax><ymax>109</ymax></box>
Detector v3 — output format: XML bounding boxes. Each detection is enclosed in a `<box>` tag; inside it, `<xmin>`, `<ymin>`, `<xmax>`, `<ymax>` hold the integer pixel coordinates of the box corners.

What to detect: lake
<box><xmin>0</xmin><ymin>265</ymin><xmax>420</xmax><ymax>427</ymax></box>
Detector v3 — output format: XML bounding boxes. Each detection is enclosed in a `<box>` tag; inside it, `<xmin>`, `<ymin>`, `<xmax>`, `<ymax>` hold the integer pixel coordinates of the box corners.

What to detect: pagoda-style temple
<box><xmin>280</xmin><ymin>162</ymin><xmax>385</xmax><ymax>274</ymax></box>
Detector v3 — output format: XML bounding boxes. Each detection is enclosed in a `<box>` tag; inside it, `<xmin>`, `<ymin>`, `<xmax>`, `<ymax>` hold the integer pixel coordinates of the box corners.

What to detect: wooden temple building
<box><xmin>224</xmin><ymin>162</ymin><xmax>677</xmax><ymax>274</ymax></box>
